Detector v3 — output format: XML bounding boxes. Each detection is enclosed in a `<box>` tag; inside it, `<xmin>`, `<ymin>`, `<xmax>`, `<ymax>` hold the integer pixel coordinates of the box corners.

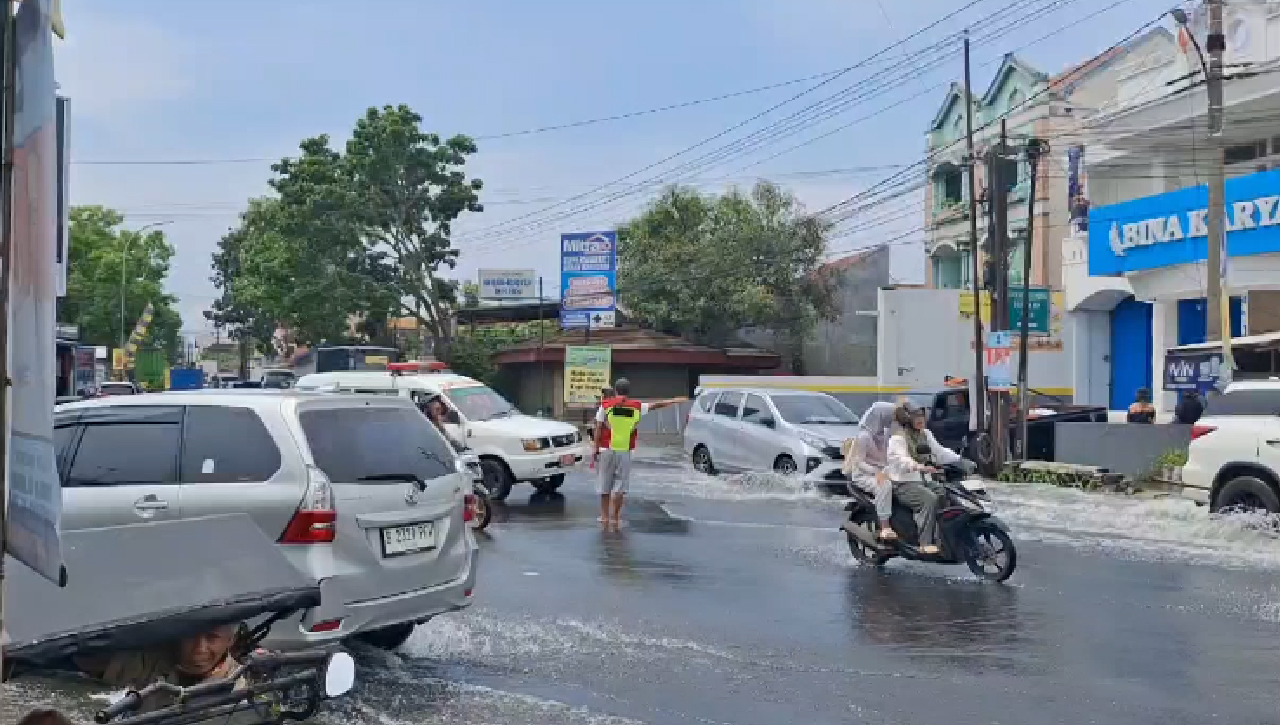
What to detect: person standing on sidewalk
<box><xmin>592</xmin><ymin>378</ymin><xmax>686</xmax><ymax>528</ymax></box>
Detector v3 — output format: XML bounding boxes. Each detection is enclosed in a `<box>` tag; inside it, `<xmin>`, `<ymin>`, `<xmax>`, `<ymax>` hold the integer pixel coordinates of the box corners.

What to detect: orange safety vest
<box><xmin>597</xmin><ymin>396</ymin><xmax>642</xmax><ymax>451</ymax></box>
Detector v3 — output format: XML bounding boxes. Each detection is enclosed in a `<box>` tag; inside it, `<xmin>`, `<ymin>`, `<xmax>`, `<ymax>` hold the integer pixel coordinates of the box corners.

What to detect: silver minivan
<box><xmin>54</xmin><ymin>390</ymin><xmax>479</xmax><ymax>650</ymax></box>
<box><xmin>682</xmin><ymin>388</ymin><xmax>862</xmax><ymax>490</ymax></box>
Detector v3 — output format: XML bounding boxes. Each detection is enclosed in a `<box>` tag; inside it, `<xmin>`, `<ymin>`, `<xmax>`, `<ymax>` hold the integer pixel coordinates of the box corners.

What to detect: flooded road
<box><xmin>9</xmin><ymin>446</ymin><xmax>1280</xmax><ymax>724</ymax></box>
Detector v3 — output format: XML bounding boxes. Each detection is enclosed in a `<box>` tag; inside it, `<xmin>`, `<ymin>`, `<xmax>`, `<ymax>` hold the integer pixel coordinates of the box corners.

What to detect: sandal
<box><xmin>878</xmin><ymin>528</ymin><xmax>898</xmax><ymax>541</ymax></box>
<box><xmin>920</xmin><ymin>545</ymin><xmax>940</xmax><ymax>555</ymax></box>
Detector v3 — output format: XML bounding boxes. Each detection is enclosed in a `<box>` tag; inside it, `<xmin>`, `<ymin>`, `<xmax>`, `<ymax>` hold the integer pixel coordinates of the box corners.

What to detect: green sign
<box><xmin>1007</xmin><ymin>287</ymin><xmax>1050</xmax><ymax>335</ymax></box>
<box><xmin>564</xmin><ymin>345</ymin><xmax>612</xmax><ymax>406</ymax></box>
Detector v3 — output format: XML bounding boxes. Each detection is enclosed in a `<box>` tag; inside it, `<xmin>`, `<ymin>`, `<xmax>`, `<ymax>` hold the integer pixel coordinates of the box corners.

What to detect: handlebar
<box><xmin>95</xmin><ymin>692</ymin><xmax>142</xmax><ymax>723</ymax></box>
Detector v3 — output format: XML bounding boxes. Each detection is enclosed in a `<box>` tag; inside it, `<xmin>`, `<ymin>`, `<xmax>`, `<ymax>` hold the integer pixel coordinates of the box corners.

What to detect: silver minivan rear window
<box><xmin>300</xmin><ymin>407</ymin><xmax>455</xmax><ymax>483</ymax></box>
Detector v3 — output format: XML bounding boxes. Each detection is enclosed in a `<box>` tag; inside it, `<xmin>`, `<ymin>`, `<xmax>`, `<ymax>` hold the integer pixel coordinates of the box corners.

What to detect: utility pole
<box><xmin>1205</xmin><ymin>0</ymin><xmax>1233</xmax><ymax>387</ymax></box>
<box><xmin>962</xmin><ymin>31</ymin><xmax>986</xmax><ymax>467</ymax></box>
<box><xmin>0</xmin><ymin>0</ymin><xmax>16</xmax><ymax>677</ymax></box>
<box><xmin>988</xmin><ymin>120</ymin><xmax>1012</xmax><ymax>469</ymax></box>
<box><xmin>1017</xmin><ymin>139</ymin><xmax>1047</xmax><ymax>459</ymax></box>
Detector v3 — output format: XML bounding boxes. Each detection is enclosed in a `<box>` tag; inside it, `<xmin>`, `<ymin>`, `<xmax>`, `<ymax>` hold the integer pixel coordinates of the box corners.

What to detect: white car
<box><xmin>682</xmin><ymin>388</ymin><xmax>859</xmax><ymax>491</ymax></box>
<box><xmin>296</xmin><ymin>367</ymin><xmax>589</xmax><ymax>500</ymax></box>
<box><xmin>1180</xmin><ymin>380</ymin><xmax>1280</xmax><ymax>513</ymax></box>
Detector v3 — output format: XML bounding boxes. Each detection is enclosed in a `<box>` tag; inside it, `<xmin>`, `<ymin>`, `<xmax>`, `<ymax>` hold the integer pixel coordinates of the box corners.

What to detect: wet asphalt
<box><xmin>9</xmin><ymin>447</ymin><xmax>1280</xmax><ymax>724</ymax></box>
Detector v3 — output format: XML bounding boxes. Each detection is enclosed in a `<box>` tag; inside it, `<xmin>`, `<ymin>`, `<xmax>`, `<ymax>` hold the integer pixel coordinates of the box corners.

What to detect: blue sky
<box><xmin>56</xmin><ymin>0</ymin><xmax>1179</xmax><ymax>340</ymax></box>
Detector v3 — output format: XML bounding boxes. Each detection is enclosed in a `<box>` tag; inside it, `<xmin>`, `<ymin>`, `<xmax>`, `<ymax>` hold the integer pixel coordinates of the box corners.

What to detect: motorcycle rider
<box><xmin>841</xmin><ymin>401</ymin><xmax>897</xmax><ymax>541</ymax></box>
<box><xmin>885</xmin><ymin>402</ymin><xmax>963</xmax><ymax>555</ymax></box>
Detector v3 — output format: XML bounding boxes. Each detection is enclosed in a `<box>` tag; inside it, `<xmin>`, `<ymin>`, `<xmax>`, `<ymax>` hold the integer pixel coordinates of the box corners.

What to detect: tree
<box><xmin>59</xmin><ymin>205</ymin><xmax>183</xmax><ymax>362</ymax></box>
<box><xmin>618</xmin><ymin>182</ymin><xmax>838</xmax><ymax>370</ymax></box>
<box><xmin>341</xmin><ymin>104</ymin><xmax>484</xmax><ymax>356</ymax></box>
<box><xmin>207</xmin><ymin>200</ymin><xmax>282</xmax><ymax>372</ymax></box>
<box><xmin>461</xmin><ymin>282</ymin><xmax>481</xmax><ymax>308</ymax></box>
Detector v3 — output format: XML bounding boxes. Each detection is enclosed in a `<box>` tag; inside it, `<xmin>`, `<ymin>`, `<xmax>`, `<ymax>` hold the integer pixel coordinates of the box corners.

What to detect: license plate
<box><xmin>381</xmin><ymin>522</ymin><xmax>436</xmax><ymax>557</ymax></box>
<box><xmin>559</xmin><ymin>453</ymin><xmax>576</xmax><ymax>466</ymax></box>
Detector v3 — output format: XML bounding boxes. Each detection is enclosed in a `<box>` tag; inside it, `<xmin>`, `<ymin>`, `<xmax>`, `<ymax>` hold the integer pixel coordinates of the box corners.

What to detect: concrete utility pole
<box><xmin>1017</xmin><ymin>138</ymin><xmax>1048</xmax><ymax>459</ymax></box>
<box><xmin>1204</xmin><ymin>0</ymin><xmax>1234</xmax><ymax>387</ymax></box>
<box><xmin>988</xmin><ymin>120</ymin><xmax>1012</xmax><ymax>469</ymax></box>
<box><xmin>962</xmin><ymin>31</ymin><xmax>986</xmax><ymax>466</ymax></box>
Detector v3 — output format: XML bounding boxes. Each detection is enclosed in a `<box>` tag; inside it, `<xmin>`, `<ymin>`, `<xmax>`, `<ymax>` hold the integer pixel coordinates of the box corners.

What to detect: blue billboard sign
<box><xmin>1088</xmin><ymin>168</ymin><xmax>1280</xmax><ymax>276</ymax></box>
<box><xmin>559</xmin><ymin>231</ymin><xmax>617</xmax><ymax>328</ymax></box>
<box><xmin>1163</xmin><ymin>349</ymin><xmax>1223</xmax><ymax>396</ymax></box>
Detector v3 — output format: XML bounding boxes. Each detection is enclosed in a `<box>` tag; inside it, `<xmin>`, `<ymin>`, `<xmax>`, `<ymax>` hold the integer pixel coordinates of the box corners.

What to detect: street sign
<box><xmin>588</xmin><ymin>311</ymin><xmax>615</xmax><ymax>329</ymax></box>
<box><xmin>560</xmin><ymin>231</ymin><xmax>616</xmax><ymax>329</ymax></box>
<box><xmin>985</xmin><ymin>330</ymin><xmax>1015</xmax><ymax>392</ymax></box>
<box><xmin>1007</xmin><ymin>287</ymin><xmax>1050</xmax><ymax>335</ymax></box>
<box><xmin>478</xmin><ymin>269</ymin><xmax>537</xmax><ymax>300</ymax></box>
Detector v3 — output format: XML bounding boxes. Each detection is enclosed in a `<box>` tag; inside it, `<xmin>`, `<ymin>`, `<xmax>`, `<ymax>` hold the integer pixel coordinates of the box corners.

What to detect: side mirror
<box><xmin>445</xmin><ymin>410</ymin><xmax>461</xmax><ymax>425</ymax></box>
<box><xmin>758</xmin><ymin>417</ymin><xmax>776</xmax><ymax>428</ymax></box>
<box><xmin>323</xmin><ymin>651</ymin><xmax>356</xmax><ymax>698</ymax></box>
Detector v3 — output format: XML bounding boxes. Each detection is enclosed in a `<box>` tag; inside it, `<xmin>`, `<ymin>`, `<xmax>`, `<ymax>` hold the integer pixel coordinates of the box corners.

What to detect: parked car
<box><xmin>296</xmin><ymin>366</ymin><xmax>589</xmax><ymax>501</ymax></box>
<box><xmin>53</xmin><ymin>389</ymin><xmax>480</xmax><ymax>651</ymax></box>
<box><xmin>683</xmin><ymin>388</ymin><xmax>859</xmax><ymax>491</ymax></box>
<box><xmin>1180</xmin><ymin>380</ymin><xmax>1280</xmax><ymax>513</ymax></box>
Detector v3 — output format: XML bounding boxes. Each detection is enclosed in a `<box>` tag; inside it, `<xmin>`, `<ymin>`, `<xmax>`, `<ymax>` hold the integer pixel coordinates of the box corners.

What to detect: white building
<box><xmin>1065</xmin><ymin>1</ymin><xmax>1280</xmax><ymax>412</ymax></box>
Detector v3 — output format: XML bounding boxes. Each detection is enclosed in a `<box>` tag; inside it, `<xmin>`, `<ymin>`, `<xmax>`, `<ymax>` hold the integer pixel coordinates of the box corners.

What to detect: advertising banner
<box><xmin>1164</xmin><ymin>349</ymin><xmax>1223</xmax><ymax>395</ymax></box>
<box><xmin>985</xmin><ymin>330</ymin><xmax>1015</xmax><ymax>392</ymax></box>
<box><xmin>560</xmin><ymin>231</ymin><xmax>616</xmax><ymax>329</ymax></box>
<box><xmin>563</xmin><ymin>345</ymin><xmax>611</xmax><ymax>406</ymax></box>
<box><xmin>7</xmin><ymin>0</ymin><xmax>66</xmax><ymax>584</ymax></box>
<box><xmin>478</xmin><ymin>268</ymin><xmax>536</xmax><ymax>300</ymax></box>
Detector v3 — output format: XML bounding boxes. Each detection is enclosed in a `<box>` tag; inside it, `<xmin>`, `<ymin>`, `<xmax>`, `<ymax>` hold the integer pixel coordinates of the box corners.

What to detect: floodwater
<box><xmin>8</xmin><ymin>446</ymin><xmax>1280</xmax><ymax>724</ymax></box>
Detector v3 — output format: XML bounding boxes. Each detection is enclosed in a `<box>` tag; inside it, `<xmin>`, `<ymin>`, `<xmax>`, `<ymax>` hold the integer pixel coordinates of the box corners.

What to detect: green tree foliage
<box><xmin>461</xmin><ymin>282</ymin><xmax>481</xmax><ymax>308</ymax></box>
<box><xmin>222</xmin><ymin>105</ymin><xmax>484</xmax><ymax>355</ymax></box>
<box><xmin>207</xmin><ymin>199</ymin><xmax>281</xmax><ymax>356</ymax></box>
<box><xmin>444</xmin><ymin>335</ymin><xmax>499</xmax><ymax>385</ymax></box>
<box><xmin>618</xmin><ymin>182</ymin><xmax>838</xmax><ymax>368</ymax></box>
<box><xmin>59</xmin><ymin>206</ymin><xmax>182</xmax><ymax>362</ymax></box>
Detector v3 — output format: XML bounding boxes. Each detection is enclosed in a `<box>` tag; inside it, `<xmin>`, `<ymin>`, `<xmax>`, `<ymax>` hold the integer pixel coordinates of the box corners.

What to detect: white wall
<box><xmin>877</xmin><ymin>287</ymin><xmax>1074</xmax><ymax>396</ymax></box>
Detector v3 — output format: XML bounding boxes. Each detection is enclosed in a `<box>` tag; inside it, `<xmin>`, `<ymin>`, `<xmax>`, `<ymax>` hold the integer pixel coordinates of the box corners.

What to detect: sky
<box><xmin>55</xmin><ymin>0</ymin><xmax>1181</xmax><ymax>343</ymax></box>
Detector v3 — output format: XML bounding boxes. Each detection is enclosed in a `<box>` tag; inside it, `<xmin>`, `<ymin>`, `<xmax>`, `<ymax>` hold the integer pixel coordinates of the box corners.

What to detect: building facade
<box><xmin>1065</xmin><ymin>2</ymin><xmax>1280</xmax><ymax>412</ymax></box>
<box><xmin>924</xmin><ymin>33</ymin><xmax>1171</xmax><ymax>293</ymax></box>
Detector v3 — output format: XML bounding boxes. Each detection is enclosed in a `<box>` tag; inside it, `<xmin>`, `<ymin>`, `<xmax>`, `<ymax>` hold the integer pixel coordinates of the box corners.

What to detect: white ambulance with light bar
<box><xmin>296</xmin><ymin>362</ymin><xmax>590</xmax><ymax>500</ymax></box>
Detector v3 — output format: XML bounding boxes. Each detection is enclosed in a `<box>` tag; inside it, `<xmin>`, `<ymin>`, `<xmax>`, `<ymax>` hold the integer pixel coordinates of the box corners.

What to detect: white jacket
<box><xmin>885</xmin><ymin>429</ymin><xmax>961</xmax><ymax>482</ymax></box>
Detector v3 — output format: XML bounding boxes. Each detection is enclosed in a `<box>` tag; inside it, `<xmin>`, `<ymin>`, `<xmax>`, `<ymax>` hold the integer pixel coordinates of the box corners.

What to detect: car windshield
<box><xmin>901</xmin><ymin>394</ymin><xmax>937</xmax><ymax>411</ymax></box>
<box><xmin>99</xmin><ymin>384</ymin><xmax>134</xmax><ymax>396</ymax></box>
<box><xmin>770</xmin><ymin>395</ymin><xmax>858</xmax><ymax>425</ymax></box>
<box><xmin>445</xmin><ymin>385</ymin><xmax>516</xmax><ymax>421</ymax></box>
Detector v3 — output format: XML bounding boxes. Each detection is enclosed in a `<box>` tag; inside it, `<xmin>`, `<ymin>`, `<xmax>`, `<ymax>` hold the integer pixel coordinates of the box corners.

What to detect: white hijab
<box><xmin>841</xmin><ymin>402</ymin><xmax>896</xmax><ymax>475</ymax></box>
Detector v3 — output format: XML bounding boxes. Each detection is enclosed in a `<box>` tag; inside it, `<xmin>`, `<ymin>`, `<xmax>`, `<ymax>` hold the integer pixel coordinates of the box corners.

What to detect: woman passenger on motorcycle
<box><xmin>842</xmin><ymin>402</ymin><xmax>897</xmax><ymax>541</ymax></box>
<box><xmin>885</xmin><ymin>402</ymin><xmax>963</xmax><ymax>555</ymax></box>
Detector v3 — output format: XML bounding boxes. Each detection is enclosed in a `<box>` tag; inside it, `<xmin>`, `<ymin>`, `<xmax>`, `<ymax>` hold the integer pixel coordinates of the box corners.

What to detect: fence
<box><xmin>1052</xmin><ymin>422</ymin><xmax>1192</xmax><ymax>480</ymax></box>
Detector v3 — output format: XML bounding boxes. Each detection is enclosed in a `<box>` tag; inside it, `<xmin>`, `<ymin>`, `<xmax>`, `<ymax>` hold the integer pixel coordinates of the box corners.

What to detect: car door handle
<box><xmin>1267</xmin><ymin>439</ymin><xmax>1280</xmax><ymax>447</ymax></box>
<box><xmin>133</xmin><ymin>496</ymin><xmax>169</xmax><ymax>511</ymax></box>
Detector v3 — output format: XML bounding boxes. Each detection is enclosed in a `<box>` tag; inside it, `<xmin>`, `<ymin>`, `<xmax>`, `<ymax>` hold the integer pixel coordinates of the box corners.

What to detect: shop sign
<box><xmin>1163</xmin><ymin>349</ymin><xmax>1223</xmax><ymax>395</ymax></box>
<box><xmin>1089</xmin><ymin>168</ymin><xmax>1280</xmax><ymax>275</ymax></box>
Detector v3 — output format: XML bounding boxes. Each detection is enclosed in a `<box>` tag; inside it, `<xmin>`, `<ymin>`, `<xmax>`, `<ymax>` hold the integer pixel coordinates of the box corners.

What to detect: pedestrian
<box><xmin>592</xmin><ymin>378</ymin><xmax>685</xmax><ymax>528</ymax></box>
<box><xmin>1127</xmin><ymin>387</ymin><xmax>1156</xmax><ymax>423</ymax></box>
<box><xmin>1174</xmin><ymin>389</ymin><xmax>1204</xmax><ymax>425</ymax></box>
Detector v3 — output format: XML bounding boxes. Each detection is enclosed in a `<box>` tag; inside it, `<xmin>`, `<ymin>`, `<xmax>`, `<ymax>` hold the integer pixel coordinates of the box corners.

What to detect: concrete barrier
<box><xmin>1052</xmin><ymin>422</ymin><xmax>1192</xmax><ymax>480</ymax></box>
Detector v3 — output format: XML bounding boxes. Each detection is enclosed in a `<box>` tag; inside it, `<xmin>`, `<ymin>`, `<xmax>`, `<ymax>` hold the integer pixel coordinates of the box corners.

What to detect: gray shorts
<box><xmin>597</xmin><ymin>449</ymin><xmax>633</xmax><ymax>495</ymax></box>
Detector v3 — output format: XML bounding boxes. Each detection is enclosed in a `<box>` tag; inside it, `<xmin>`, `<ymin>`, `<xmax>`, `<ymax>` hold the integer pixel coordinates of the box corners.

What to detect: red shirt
<box><xmin>596</xmin><ymin>396</ymin><xmax>643</xmax><ymax>451</ymax></box>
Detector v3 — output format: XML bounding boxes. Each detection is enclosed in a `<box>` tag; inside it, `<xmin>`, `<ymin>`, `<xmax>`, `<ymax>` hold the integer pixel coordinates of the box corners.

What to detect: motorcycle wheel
<box><xmin>964</xmin><ymin>521</ymin><xmax>1016</xmax><ymax>582</ymax></box>
<box><xmin>469</xmin><ymin>491</ymin><xmax>493</xmax><ymax>531</ymax></box>
<box><xmin>844</xmin><ymin>517</ymin><xmax>890</xmax><ymax>567</ymax></box>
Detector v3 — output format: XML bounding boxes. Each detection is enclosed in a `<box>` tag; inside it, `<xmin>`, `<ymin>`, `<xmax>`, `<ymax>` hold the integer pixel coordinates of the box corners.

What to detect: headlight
<box><xmin>796</xmin><ymin>430</ymin><xmax>830</xmax><ymax>451</ymax></box>
<box><xmin>521</xmin><ymin>438</ymin><xmax>547</xmax><ymax>452</ymax></box>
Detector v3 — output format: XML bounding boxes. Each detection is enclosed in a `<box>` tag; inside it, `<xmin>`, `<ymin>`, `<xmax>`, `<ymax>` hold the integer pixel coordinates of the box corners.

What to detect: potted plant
<box><xmin>1153</xmin><ymin>449</ymin><xmax>1189</xmax><ymax>482</ymax></box>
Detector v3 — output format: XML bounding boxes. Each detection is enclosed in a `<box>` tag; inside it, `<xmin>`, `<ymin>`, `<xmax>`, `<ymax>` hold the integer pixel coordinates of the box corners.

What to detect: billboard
<box><xmin>559</xmin><ymin>231</ymin><xmax>616</xmax><ymax>328</ymax></box>
<box><xmin>478</xmin><ymin>268</ymin><xmax>537</xmax><ymax>300</ymax></box>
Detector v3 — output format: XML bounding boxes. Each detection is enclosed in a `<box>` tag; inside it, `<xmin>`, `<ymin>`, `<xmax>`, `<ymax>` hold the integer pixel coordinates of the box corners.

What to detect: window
<box><xmin>181</xmin><ymin>407</ymin><xmax>282</xmax><ymax>483</ymax></box>
<box><xmin>1007</xmin><ymin>89</ymin><xmax>1023</xmax><ymax>110</ymax></box>
<box><xmin>697</xmin><ymin>392</ymin><xmax>718</xmax><ymax>413</ymax></box>
<box><xmin>740</xmin><ymin>394</ymin><xmax>771</xmax><ymax>425</ymax></box>
<box><xmin>1224</xmin><ymin>140</ymin><xmax>1267</xmax><ymax>166</ymax></box>
<box><xmin>299</xmin><ymin>406</ymin><xmax>455</xmax><ymax>483</ymax></box>
<box><xmin>770</xmin><ymin>394</ymin><xmax>858</xmax><ymax>424</ymax></box>
<box><xmin>444</xmin><ymin>385</ymin><xmax>516</xmax><ymax>421</ymax></box>
<box><xmin>1204</xmin><ymin>389</ymin><xmax>1280</xmax><ymax>417</ymax></box>
<box><xmin>67</xmin><ymin>423</ymin><xmax>180</xmax><ymax>486</ymax></box>
<box><xmin>54</xmin><ymin>424</ymin><xmax>78</xmax><ymax>475</ymax></box>
<box><xmin>940</xmin><ymin>170</ymin><xmax>964</xmax><ymax>205</ymax></box>
<box><xmin>1007</xmin><ymin>233</ymin><xmax>1027</xmax><ymax>286</ymax></box>
<box><xmin>713</xmin><ymin>392</ymin><xmax>743</xmax><ymax>418</ymax></box>
<box><xmin>941</xmin><ymin>392</ymin><xmax>969</xmax><ymax>419</ymax></box>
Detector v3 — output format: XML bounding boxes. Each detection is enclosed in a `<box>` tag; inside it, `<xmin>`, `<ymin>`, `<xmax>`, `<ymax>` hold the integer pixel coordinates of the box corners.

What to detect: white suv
<box><xmin>1180</xmin><ymin>380</ymin><xmax>1280</xmax><ymax>513</ymax></box>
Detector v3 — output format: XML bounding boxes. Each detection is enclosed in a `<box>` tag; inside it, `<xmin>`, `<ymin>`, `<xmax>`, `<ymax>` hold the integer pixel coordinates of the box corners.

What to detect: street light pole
<box><xmin>119</xmin><ymin>221</ymin><xmax>171</xmax><ymax>372</ymax></box>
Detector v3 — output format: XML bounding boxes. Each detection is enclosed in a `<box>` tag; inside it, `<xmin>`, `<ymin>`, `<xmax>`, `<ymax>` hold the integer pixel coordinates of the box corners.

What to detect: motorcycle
<box><xmin>840</xmin><ymin>449</ymin><xmax>1017</xmax><ymax>582</ymax></box>
<box><xmin>458</xmin><ymin>449</ymin><xmax>492</xmax><ymax>531</ymax></box>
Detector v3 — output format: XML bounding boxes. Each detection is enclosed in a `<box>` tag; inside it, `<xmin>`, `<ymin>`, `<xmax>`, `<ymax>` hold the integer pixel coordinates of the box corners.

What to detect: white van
<box><xmin>296</xmin><ymin>365</ymin><xmax>589</xmax><ymax>500</ymax></box>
